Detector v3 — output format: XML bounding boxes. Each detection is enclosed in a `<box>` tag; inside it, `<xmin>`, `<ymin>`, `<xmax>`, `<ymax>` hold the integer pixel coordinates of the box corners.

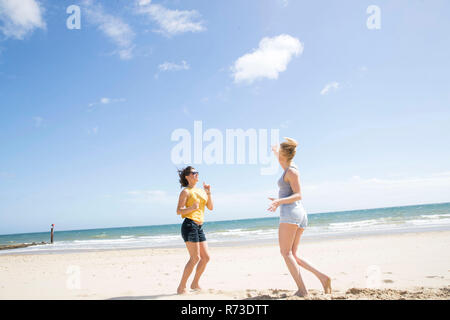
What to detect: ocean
<box><xmin>1</xmin><ymin>202</ymin><xmax>449</xmax><ymax>255</ymax></box>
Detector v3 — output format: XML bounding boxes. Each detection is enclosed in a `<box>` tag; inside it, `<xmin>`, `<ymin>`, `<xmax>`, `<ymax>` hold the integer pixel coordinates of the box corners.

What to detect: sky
<box><xmin>0</xmin><ymin>0</ymin><xmax>449</xmax><ymax>234</ymax></box>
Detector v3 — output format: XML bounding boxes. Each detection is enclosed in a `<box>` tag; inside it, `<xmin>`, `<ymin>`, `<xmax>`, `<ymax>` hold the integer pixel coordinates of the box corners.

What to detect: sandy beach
<box><xmin>0</xmin><ymin>230</ymin><xmax>449</xmax><ymax>300</ymax></box>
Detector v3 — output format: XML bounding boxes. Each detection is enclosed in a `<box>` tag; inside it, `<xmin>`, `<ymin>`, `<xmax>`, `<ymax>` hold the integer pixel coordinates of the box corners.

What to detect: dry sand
<box><xmin>0</xmin><ymin>230</ymin><xmax>449</xmax><ymax>300</ymax></box>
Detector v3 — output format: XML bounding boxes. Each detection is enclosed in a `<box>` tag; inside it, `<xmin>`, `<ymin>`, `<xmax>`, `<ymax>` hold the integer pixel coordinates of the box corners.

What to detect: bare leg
<box><xmin>292</xmin><ymin>228</ymin><xmax>332</xmax><ymax>294</ymax></box>
<box><xmin>191</xmin><ymin>241</ymin><xmax>210</xmax><ymax>290</ymax></box>
<box><xmin>279</xmin><ymin>223</ymin><xmax>308</xmax><ymax>296</ymax></box>
<box><xmin>177</xmin><ymin>241</ymin><xmax>200</xmax><ymax>294</ymax></box>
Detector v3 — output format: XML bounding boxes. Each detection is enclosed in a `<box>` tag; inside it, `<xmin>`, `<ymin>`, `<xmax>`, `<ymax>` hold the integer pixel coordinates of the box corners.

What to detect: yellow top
<box><xmin>181</xmin><ymin>187</ymin><xmax>208</xmax><ymax>225</ymax></box>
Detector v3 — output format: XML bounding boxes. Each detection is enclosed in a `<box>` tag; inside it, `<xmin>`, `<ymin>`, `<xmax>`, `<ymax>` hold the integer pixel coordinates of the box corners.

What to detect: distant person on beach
<box><xmin>176</xmin><ymin>166</ymin><xmax>214</xmax><ymax>294</ymax></box>
<box><xmin>268</xmin><ymin>137</ymin><xmax>332</xmax><ymax>297</ymax></box>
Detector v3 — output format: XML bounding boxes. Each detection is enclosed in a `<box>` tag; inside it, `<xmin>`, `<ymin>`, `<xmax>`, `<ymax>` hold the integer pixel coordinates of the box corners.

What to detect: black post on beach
<box><xmin>50</xmin><ymin>224</ymin><xmax>54</xmax><ymax>244</ymax></box>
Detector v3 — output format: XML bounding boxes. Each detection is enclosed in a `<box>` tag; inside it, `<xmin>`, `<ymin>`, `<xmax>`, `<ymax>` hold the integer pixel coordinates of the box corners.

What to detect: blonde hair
<box><xmin>280</xmin><ymin>137</ymin><xmax>298</xmax><ymax>161</ymax></box>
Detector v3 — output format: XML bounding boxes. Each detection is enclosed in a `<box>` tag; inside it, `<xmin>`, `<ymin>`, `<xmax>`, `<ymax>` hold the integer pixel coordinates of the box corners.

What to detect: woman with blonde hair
<box><xmin>268</xmin><ymin>137</ymin><xmax>331</xmax><ymax>297</ymax></box>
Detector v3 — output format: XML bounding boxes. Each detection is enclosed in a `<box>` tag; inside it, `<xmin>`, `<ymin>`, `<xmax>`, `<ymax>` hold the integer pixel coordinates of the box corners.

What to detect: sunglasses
<box><xmin>190</xmin><ymin>171</ymin><xmax>199</xmax><ymax>176</ymax></box>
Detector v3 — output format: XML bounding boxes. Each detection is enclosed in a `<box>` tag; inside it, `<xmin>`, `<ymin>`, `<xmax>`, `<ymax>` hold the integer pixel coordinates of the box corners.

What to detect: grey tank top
<box><xmin>278</xmin><ymin>164</ymin><xmax>298</xmax><ymax>199</ymax></box>
<box><xmin>277</xmin><ymin>164</ymin><xmax>307</xmax><ymax>219</ymax></box>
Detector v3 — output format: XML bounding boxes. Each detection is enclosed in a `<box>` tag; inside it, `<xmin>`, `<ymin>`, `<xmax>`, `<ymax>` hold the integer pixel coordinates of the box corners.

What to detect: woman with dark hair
<box><xmin>176</xmin><ymin>166</ymin><xmax>214</xmax><ymax>294</ymax></box>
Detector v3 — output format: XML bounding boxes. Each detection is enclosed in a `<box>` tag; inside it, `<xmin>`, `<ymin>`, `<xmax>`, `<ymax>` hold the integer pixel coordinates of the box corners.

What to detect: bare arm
<box><xmin>176</xmin><ymin>189</ymin><xmax>199</xmax><ymax>215</ymax></box>
<box><xmin>203</xmin><ymin>182</ymin><xmax>213</xmax><ymax>211</ymax></box>
<box><xmin>206</xmin><ymin>193</ymin><xmax>213</xmax><ymax>210</ymax></box>
<box><xmin>268</xmin><ymin>168</ymin><xmax>302</xmax><ymax>212</ymax></box>
<box><xmin>271</xmin><ymin>145</ymin><xmax>280</xmax><ymax>160</ymax></box>
<box><xmin>277</xmin><ymin>168</ymin><xmax>302</xmax><ymax>204</ymax></box>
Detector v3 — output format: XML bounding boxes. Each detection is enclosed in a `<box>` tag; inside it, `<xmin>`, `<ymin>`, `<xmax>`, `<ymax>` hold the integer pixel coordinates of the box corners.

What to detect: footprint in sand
<box><xmin>207</xmin><ymin>289</ymin><xmax>223</xmax><ymax>294</ymax></box>
<box><xmin>383</xmin><ymin>279</ymin><xmax>394</xmax><ymax>283</ymax></box>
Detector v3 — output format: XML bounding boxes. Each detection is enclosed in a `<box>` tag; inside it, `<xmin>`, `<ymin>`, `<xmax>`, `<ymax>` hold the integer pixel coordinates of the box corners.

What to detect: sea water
<box><xmin>1</xmin><ymin>202</ymin><xmax>449</xmax><ymax>255</ymax></box>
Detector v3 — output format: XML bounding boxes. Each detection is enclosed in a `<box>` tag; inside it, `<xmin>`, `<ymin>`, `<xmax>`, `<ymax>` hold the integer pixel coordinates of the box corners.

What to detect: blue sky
<box><xmin>0</xmin><ymin>0</ymin><xmax>449</xmax><ymax>234</ymax></box>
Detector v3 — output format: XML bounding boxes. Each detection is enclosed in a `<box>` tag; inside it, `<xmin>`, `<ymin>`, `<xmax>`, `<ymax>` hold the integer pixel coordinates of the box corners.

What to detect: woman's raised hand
<box><xmin>203</xmin><ymin>182</ymin><xmax>211</xmax><ymax>194</ymax></box>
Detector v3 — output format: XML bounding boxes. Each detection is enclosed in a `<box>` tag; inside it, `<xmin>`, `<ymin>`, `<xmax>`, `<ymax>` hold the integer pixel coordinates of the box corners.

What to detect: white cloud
<box><xmin>0</xmin><ymin>0</ymin><xmax>46</xmax><ymax>39</ymax></box>
<box><xmin>87</xmin><ymin>126</ymin><xmax>99</xmax><ymax>135</ymax></box>
<box><xmin>279</xmin><ymin>0</ymin><xmax>289</xmax><ymax>8</ymax></box>
<box><xmin>0</xmin><ymin>171</ymin><xmax>14</xmax><ymax>178</ymax></box>
<box><xmin>88</xmin><ymin>97</ymin><xmax>125</xmax><ymax>108</ymax></box>
<box><xmin>359</xmin><ymin>66</ymin><xmax>368</xmax><ymax>72</ymax></box>
<box><xmin>100</xmin><ymin>97</ymin><xmax>110</xmax><ymax>104</ymax></box>
<box><xmin>320</xmin><ymin>81</ymin><xmax>340</xmax><ymax>95</ymax></box>
<box><xmin>232</xmin><ymin>34</ymin><xmax>303</xmax><ymax>84</ymax></box>
<box><xmin>135</xmin><ymin>0</ymin><xmax>205</xmax><ymax>36</ymax></box>
<box><xmin>280</xmin><ymin>120</ymin><xmax>290</xmax><ymax>129</ymax></box>
<box><xmin>82</xmin><ymin>0</ymin><xmax>135</xmax><ymax>60</ymax></box>
<box><xmin>158</xmin><ymin>60</ymin><xmax>189</xmax><ymax>72</ymax></box>
<box><xmin>32</xmin><ymin>116</ymin><xmax>43</xmax><ymax>128</ymax></box>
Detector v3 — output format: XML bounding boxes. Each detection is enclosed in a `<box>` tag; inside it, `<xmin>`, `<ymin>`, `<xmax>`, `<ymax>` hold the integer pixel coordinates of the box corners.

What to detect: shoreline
<box><xmin>1</xmin><ymin>225</ymin><xmax>449</xmax><ymax>256</ymax></box>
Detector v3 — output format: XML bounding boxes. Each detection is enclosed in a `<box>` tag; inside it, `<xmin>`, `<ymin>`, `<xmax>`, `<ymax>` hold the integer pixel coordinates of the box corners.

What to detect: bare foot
<box><xmin>294</xmin><ymin>290</ymin><xmax>309</xmax><ymax>297</ymax></box>
<box><xmin>177</xmin><ymin>286</ymin><xmax>187</xmax><ymax>294</ymax></box>
<box><xmin>320</xmin><ymin>276</ymin><xmax>332</xmax><ymax>294</ymax></box>
<box><xmin>190</xmin><ymin>284</ymin><xmax>202</xmax><ymax>292</ymax></box>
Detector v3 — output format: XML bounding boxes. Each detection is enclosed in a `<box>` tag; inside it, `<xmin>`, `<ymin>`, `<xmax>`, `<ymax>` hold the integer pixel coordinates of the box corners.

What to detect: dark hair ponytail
<box><xmin>177</xmin><ymin>166</ymin><xmax>193</xmax><ymax>188</ymax></box>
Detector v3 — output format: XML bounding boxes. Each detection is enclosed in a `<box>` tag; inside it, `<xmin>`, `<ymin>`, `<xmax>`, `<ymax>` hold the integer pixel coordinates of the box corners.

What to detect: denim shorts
<box><xmin>279</xmin><ymin>203</ymin><xmax>308</xmax><ymax>228</ymax></box>
<box><xmin>181</xmin><ymin>218</ymin><xmax>206</xmax><ymax>242</ymax></box>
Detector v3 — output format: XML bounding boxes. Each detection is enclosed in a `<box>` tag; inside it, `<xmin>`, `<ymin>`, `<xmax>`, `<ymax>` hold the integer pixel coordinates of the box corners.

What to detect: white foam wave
<box><xmin>419</xmin><ymin>214</ymin><xmax>450</xmax><ymax>219</ymax></box>
<box><xmin>328</xmin><ymin>219</ymin><xmax>382</xmax><ymax>230</ymax></box>
<box><xmin>120</xmin><ymin>235</ymin><xmax>135</xmax><ymax>239</ymax></box>
<box><xmin>407</xmin><ymin>218</ymin><xmax>450</xmax><ymax>226</ymax></box>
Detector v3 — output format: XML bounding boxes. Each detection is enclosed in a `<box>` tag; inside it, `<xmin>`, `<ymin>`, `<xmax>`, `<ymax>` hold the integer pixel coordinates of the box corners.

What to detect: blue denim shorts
<box><xmin>279</xmin><ymin>203</ymin><xmax>308</xmax><ymax>228</ymax></box>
